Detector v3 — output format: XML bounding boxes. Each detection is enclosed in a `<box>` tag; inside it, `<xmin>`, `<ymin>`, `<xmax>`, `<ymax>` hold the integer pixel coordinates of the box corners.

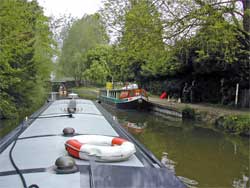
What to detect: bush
<box><xmin>215</xmin><ymin>115</ymin><xmax>250</xmax><ymax>136</ymax></box>
<box><xmin>182</xmin><ymin>107</ymin><xmax>195</xmax><ymax>120</ymax></box>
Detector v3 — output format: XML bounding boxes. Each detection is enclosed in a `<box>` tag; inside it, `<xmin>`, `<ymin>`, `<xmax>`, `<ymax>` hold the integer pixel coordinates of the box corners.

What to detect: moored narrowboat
<box><xmin>99</xmin><ymin>87</ymin><xmax>151</xmax><ymax>110</ymax></box>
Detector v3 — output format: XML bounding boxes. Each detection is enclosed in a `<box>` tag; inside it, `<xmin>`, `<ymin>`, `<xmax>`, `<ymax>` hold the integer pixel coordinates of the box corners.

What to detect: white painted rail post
<box><xmin>235</xmin><ymin>83</ymin><xmax>239</xmax><ymax>106</ymax></box>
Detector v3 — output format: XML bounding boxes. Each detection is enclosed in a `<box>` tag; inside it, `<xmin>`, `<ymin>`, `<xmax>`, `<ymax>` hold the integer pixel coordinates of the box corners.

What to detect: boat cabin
<box><xmin>100</xmin><ymin>88</ymin><xmax>148</xmax><ymax>100</ymax></box>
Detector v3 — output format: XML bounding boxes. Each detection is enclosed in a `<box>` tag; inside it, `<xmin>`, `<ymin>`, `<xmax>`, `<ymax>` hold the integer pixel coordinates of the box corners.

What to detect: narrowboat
<box><xmin>99</xmin><ymin>87</ymin><xmax>151</xmax><ymax>110</ymax></box>
<box><xmin>0</xmin><ymin>96</ymin><xmax>185</xmax><ymax>188</ymax></box>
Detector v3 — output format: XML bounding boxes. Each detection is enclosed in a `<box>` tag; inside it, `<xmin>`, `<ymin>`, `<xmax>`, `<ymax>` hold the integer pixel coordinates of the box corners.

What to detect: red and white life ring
<box><xmin>65</xmin><ymin>135</ymin><xmax>136</xmax><ymax>162</ymax></box>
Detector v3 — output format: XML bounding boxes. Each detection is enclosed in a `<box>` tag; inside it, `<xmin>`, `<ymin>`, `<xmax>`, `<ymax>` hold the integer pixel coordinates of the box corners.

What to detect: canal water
<box><xmin>101</xmin><ymin>104</ymin><xmax>250</xmax><ymax>188</ymax></box>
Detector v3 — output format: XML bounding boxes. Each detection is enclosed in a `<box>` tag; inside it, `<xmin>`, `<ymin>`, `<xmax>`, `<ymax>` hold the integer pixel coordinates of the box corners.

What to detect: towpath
<box><xmin>71</xmin><ymin>86</ymin><xmax>249</xmax><ymax>116</ymax></box>
<box><xmin>149</xmin><ymin>96</ymin><xmax>249</xmax><ymax>116</ymax></box>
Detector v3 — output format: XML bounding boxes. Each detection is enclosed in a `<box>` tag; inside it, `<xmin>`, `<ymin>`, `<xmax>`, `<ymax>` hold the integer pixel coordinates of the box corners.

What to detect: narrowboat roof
<box><xmin>99</xmin><ymin>88</ymin><xmax>139</xmax><ymax>92</ymax></box>
<box><xmin>0</xmin><ymin>99</ymin><xmax>185</xmax><ymax>188</ymax></box>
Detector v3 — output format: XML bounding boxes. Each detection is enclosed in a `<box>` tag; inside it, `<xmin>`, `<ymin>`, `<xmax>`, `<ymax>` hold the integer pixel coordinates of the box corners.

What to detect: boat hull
<box><xmin>99</xmin><ymin>95</ymin><xmax>151</xmax><ymax>110</ymax></box>
<box><xmin>116</xmin><ymin>97</ymin><xmax>150</xmax><ymax>110</ymax></box>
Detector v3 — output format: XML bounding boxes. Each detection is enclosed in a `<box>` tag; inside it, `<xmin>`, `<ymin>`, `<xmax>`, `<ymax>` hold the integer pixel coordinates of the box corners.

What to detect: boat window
<box><xmin>134</xmin><ymin>89</ymin><xmax>141</xmax><ymax>96</ymax></box>
<box><xmin>120</xmin><ymin>91</ymin><xmax>129</xmax><ymax>99</ymax></box>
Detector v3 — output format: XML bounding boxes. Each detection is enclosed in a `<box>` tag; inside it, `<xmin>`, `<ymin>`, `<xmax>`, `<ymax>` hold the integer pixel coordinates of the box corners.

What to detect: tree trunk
<box><xmin>242</xmin><ymin>0</ymin><xmax>250</xmax><ymax>32</ymax></box>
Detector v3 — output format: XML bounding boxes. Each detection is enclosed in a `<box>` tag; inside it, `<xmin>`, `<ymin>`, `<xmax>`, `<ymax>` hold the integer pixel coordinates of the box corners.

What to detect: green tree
<box><xmin>0</xmin><ymin>0</ymin><xmax>54</xmax><ymax>118</ymax></box>
<box><xmin>153</xmin><ymin>0</ymin><xmax>249</xmax><ymax>41</ymax></box>
<box><xmin>121</xmin><ymin>0</ymin><xmax>166</xmax><ymax>78</ymax></box>
<box><xmin>59</xmin><ymin>14</ymin><xmax>108</xmax><ymax>85</ymax></box>
<box><xmin>101</xmin><ymin>0</ymin><xmax>184</xmax><ymax>82</ymax></box>
<box><xmin>102</xmin><ymin>0</ymin><xmax>174</xmax><ymax>82</ymax></box>
<box><xmin>83</xmin><ymin>45</ymin><xmax>123</xmax><ymax>85</ymax></box>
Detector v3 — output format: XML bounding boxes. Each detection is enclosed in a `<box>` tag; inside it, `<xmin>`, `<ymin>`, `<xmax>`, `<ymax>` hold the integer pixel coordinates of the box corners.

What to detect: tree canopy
<box><xmin>2</xmin><ymin>0</ymin><xmax>248</xmax><ymax>117</ymax></box>
<box><xmin>58</xmin><ymin>14</ymin><xmax>109</xmax><ymax>85</ymax></box>
<box><xmin>99</xmin><ymin>0</ymin><xmax>249</xmax><ymax>103</ymax></box>
<box><xmin>0</xmin><ymin>0</ymin><xmax>55</xmax><ymax>118</ymax></box>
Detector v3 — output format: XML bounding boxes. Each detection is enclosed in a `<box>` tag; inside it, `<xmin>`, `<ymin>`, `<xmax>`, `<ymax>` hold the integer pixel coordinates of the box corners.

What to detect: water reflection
<box><xmin>233</xmin><ymin>175</ymin><xmax>249</xmax><ymax>188</ymax></box>
<box><xmin>177</xmin><ymin>176</ymin><xmax>199</xmax><ymax>188</ymax></box>
<box><xmin>123</xmin><ymin>122</ymin><xmax>146</xmax><ymax>134</ymax></box>
<box><xmin>101</xmin><ymin>103</ymin><xmax>250</xmax><ymax>188</ymax></box>
<box><xmin>161</xmin><ymin>152</ymin><xmax>199</xmax><ymax>188</ymax></box>
<box><xmin>161</xmin><ymin>152</ymin><xmax>176</xmax><ymax>172</ymax></box>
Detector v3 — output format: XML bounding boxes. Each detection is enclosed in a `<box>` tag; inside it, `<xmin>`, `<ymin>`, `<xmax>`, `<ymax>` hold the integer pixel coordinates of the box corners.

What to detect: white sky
<box><xmin>37</xmin><ymin>0</ymin><xmax>103</xmax><ymax>18</ymax></box>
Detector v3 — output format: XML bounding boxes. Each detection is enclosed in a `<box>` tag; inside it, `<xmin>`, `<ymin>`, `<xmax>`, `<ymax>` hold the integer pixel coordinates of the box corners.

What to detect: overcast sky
<box><xmin>37</xmin><ymin>0</ymin><xmax>103</xmax><ymax>18</ymax></box>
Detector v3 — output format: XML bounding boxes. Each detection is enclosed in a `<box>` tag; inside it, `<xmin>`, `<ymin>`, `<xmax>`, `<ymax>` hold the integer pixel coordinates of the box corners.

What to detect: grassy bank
<box><xmin>70</xmin><ymin>86</ymin><xmax>100</xmax><ymax>100</ymax></box>
<box><xmin>149</xmin><ymin>97</ymin><xmax>250</xmax><ymax>137</ymax></box>
<box><xmin>179</xmin><ymin>105</ymin><xmax>250</xmax><ymax>137</ymax></box>
<box><xmin>215</xmin><ymin>115</ymin><xmax>250</xmax><ymax>136</ymax></box>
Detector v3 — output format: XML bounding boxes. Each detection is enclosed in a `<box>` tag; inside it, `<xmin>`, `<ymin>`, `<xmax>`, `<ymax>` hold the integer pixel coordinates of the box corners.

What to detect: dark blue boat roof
<box><xmin>0</xmin><ymin>99</ymin><xmax>185</xmax><ymax>188</ymax></box>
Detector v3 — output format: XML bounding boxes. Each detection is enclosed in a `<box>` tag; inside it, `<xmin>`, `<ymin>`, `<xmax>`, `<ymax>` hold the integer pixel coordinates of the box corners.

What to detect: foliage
<box><xmin>71</xmin><ymin>87</ymin><xmax>98</xmax><ymax>100</ymax></box>
<box><xmin>100</xmin><ymin>0</ymin><xmax>129</xmax><ymax>41</ymax></box>
<box><xmin>215</xmin><ymin>115</ymin><xmax>250</xmax><ymax>136</ymax></box>
<box><xmin>83</xmin><ymin>45</ymin><xmax>115</xmax><ymax>85</ymax></box>
<box><xmin>120</xmin><ymin>1</ymin><xmax>166</xmax><ymax>77</ymax></box>
<box><xmin>0</xmin><ymin>0</ymin><xmax>54</xmax><ymax>118</ymax></box>
<box><xmin>182</xmin><ymin>107</ymin><xmax>196</xmax><ymax>120</ymax></box>
<box><xmin>144</xmin><ymin>1</ymin><xmax>249</xmax><ymax>102</ymax></box>
<box><xmin>101</xmin><ymin>0</ymin><xmax>249</xmax><ymax>84</ymax></box>
<box><xmin>153</xmin><ymin>0</ymin><xmax>249</xmax><ymax>41</ymax></box>
<box><xmin>107</xmin><ymin>0</ymin><xmax>180</xmax><ymax>83</ymax></box>
<box><xmin>57</xmin><ymin>0</ymin><xmax>249</xmax><ymax>106</ymax></box>
<box><xmin>58</xmin><ymin>14</ymin><xmax>108</xmax><ymax>84</ymax></box>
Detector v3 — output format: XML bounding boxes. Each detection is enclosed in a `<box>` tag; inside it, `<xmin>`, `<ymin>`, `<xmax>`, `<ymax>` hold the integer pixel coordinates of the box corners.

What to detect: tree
<box><xmin>122</xmin><ymin>0</ymin><xmax>166</xmax><ymax>76</ymax></box>
<box><xmin>100</xmin><ymin>0</ymin><xmax>130</xmax><ymax>43</ymax></box>
<box><xmin>59</xmin><ymin>13</ymin><xmax>108</xmax><ymax>85</ymax></box>
<box><xmin>151</xmin><ymin>0</ymin><xmax>249</xmax><ymax>41</ymax></box>
<box><xmin>101</xmin><ymin>0</ymin><xmax>249</xmax><ymax>102</ymax></box>
<box><xmin>242</xmin><ymin>0</ymin><xmax>250</xmax><ymax>32</ymax></box>
<box><xmin>102</xmin><ymin>0</ymin><xmax>177</xmax><ymax>82</ymax></box>
<box><xmin>0</xmin><ymin>0</ymin><xmax>55</xmax><ymax>118</ymax></box>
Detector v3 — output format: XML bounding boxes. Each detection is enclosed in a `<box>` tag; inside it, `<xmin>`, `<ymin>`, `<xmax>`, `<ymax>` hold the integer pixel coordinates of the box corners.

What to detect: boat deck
<box><xmin>0</xmin><ymin>99</ymin><xmax>185</xmax><ymax>188</ymax></box>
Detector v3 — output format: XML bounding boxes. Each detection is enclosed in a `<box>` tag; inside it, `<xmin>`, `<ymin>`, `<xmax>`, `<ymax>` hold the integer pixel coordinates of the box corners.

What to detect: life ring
<box><xmin>65</xmin><ymin>135</ymin><xmax>136</xmax><ymax>162</ymax></box>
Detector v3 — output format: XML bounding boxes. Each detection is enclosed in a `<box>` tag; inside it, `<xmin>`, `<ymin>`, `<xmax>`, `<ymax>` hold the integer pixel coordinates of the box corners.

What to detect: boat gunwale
<box><xmin>99</xmin><ymin>95</ymin><xmax>148</xmax><ymax>104</ymax></box>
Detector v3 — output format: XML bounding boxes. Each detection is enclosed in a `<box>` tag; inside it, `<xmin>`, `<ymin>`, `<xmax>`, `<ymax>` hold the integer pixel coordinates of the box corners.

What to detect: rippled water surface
<box><xmin>102</xmin><ymin>104</ymin><xmax>250</xmax><ymax>188</ymax></box>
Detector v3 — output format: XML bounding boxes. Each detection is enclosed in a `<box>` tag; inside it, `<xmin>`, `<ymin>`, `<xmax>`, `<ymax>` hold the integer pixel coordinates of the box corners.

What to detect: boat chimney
<box><xmin>67</xmin><ymin>100</ymin><xmax>76</xmax><ymax>113</ymax></box>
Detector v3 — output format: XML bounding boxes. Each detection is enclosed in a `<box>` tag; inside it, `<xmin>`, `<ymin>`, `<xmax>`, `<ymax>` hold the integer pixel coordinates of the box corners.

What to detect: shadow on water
<box><xmin>101</xmin><ymin>103</ymin><xmax>250</xmax><ymax>188</ymax></box>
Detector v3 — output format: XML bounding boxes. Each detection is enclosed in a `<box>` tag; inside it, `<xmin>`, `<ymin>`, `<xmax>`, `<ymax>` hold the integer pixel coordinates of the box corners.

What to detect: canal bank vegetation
<box><xmin>181</xmin><ymin>106</ymin><xmax>250</xmax><ymax>136</ymax></box>
<box><xmin>147</xmin><ymin>98</ymin><xmax>250</xmax><ymax>136</ymax></box>
<box><xmin>215</xmin><ymin>115</ymin><xmax>250</xmax><ymax>136</ymax></box>
<box><xmin>0</xmin><ymin>0</ymin><xmax>55</xmax><ymax>119</ymax></box>
<box><xmin>71</xmin><ymin>87</ymin><xmax>99</xmax><ymax>100</ymax></box>
<box><xmin>1</xmin><ymin>0</ymin><xmax>249</xmax><ymax>129</ymax></box>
